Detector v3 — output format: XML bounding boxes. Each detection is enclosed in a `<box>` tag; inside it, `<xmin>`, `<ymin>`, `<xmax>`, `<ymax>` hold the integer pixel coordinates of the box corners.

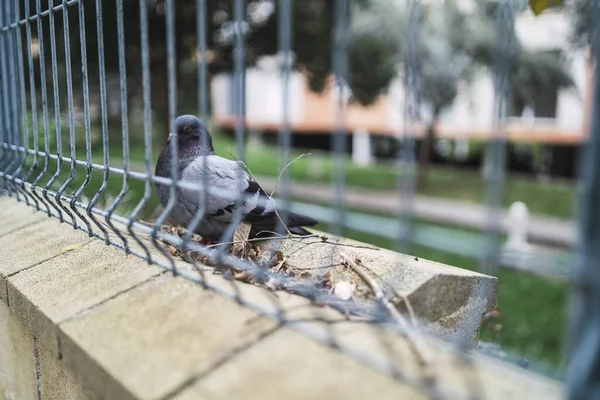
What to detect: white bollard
<box><xmin>505</xmin><ymin>201</ymin><xmax>531</xmax><ymax>250</ymax></box>
<box><xmin>352</xmin><ymin>129</ymin><xmax>373</xmax><ymax>167</ymax></box>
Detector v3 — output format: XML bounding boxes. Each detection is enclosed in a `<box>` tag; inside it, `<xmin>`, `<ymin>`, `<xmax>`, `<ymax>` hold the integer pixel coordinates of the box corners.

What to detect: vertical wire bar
<box><xmin>35</xmin><ymin>0</ymin><xmax>63</xmax><ymax>219</ymax></box>
<box><xmin>0</xmin><ymin>3</ymin><xmax>10</xmax><ymax>194</ymax></box>
<box><xmin>46</xmin><ymin>0</ymin><xmax>77</xmax><ymax>224</ymax></box>
<box><xmin>197</xmin><ymin>0</ymin><xmax>208</xmax><ymax>124</ymax></box>
<box><xmin>14</xmin><ymin>0</ymin><xmax>40</xmax><ymax>210</ymax></box>
<box><xmin>0</xmin><ymin>1</ymin><xmax>14</xmax><ymax>197</ymax></box>
<box><xmin>106</xmin><ymin>0</ymin><xmax>131</xmax><ymax>249</ymax></box>
<box><xmin>127</xmin><ymin>0</ymin><xmax>154</xmax><ymax>261</ymax></box>
<box><xmin>566</xmin><ymin>2</ymin><xmax>600</xmax><ymax>398</ymax></box>
<box><xmin>57</xmin><ymin>0</ymin><xmax>82</xmax><ymax>228</ymax></box>
<box><xmin>15</xmin><ymin>0</ymin><xmax>37</xmax><ymax>208</ymax></box>
<box><xmin>211</xmin><ymin>0</ymin><xmax>247</xmax><ymax>307</ymax></box>
<box><xmin>233</xmin><ymin>0</ymin><xmax>246</xmax><ymax>164</ymax></box>
<box><xmin>267</xmin><ymin>0</ymin><xmax>294</xmax><ymax>322</ymax></box>
<box><xmin>450</xmin><ymin>4</ymin><xmax>516</xmax><ymax>399</ymax></box>
<box><xmin>0</xmin><ymin>1</ymin><xmax>28</xmax><ymax>203</ymax></box>
<box><xmin>23</xmin><ymin>0</ymin><xmax>47</xmax><ymax>211</ymax></box>
<box><xmin>152</xmin><ymin>0</ymin><xmax>179</xmax><ymax>274</ymax></box>
<box><xmin>87</xmin><ymin>0</ymin><xmax>111</xmax><ymax>241</ymax></box>
<box><xmin>215</xmin><ymin>0</ymin><xmax>247</xmax><ymax>261</ymax></box>
<box><xmin>396</xmin><ymin>0</ymin><xmax>420</xmax><ymax>255</ymax></box>
<box><xmin>71</xmin><ymin>0</ymin><xmax>95</xmax><ymax>234</ymax></box>
<box><xmin>482</xmin><ymin>0</ymin><xmax>514</xmax><ymax>275</ymax></box>
<box><xmin>389</xmin><ymin>0</ymin><xmax>423</xmax><ymax>383</ymax></box>
<box><xmin>331</xmin><ymin>0</ymin><xmax>349</xmax><ymax>237</ymax></box>
<box><xmin>9</xmin><ymin>0</ymin><xmax>23</xmax><ymax>181</ymax></box>
<box><xmin>179</xmin><ymin>0</ymin><xmax>209</xmax><ymax>284</ymax></box>
<box><xmin>275</xmin><ymin>0</ymin><xmax>292</xmax><ymax>236</ymax></box>
<box><xmin>181</xmin><ymin>0</ymin><xmax>210</xmax><ymax>254</ymax></box>
<box><xmin>320</xmin><ymin>0</ymin><xmax>350</xmax><ymax>350</ymax></box>
<box><xmin>0</xmin><ymin>4</ymin><xmax>12</xmax><ymax>181</ymax></box>
<box><xmin>4</xmin><ymin>0</ymin><xmax>27</xmax><ymax>203</ymax></box>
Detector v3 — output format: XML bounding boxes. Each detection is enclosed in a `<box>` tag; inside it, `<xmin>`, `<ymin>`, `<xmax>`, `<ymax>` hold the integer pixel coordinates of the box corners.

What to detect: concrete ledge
<box><xmin>266</xmin><ymin>234</ymin><xmax>497</xmax><ymax>345</ymax></box>
<box><xmin>0</xmin><ymin>196</ymin><xmax>47</xmax><ymax>237</ymax></box>
<box><xmin>0</xmin><ymin>197</ymin><xmax>563</xmax><ymax>400</ymax></box>
<box><xmin>0</xmin><ymin>300</ymin><xmax>38</xmax><ymax>400</ymax></box>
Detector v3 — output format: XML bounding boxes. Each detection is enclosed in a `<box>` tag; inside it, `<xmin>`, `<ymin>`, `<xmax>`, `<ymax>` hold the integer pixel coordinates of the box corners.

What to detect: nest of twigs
<box><xmin>157</xmin><ymin>224</ymin><xmax>333</xmax><ymax>291</ymax></box>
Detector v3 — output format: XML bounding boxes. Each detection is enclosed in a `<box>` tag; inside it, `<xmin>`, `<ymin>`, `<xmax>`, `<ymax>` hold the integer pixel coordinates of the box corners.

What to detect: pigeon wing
<box><xmin>179</xmin><ymin>155</ymin><xmax>274</xmax><ymax>222</ymax></box>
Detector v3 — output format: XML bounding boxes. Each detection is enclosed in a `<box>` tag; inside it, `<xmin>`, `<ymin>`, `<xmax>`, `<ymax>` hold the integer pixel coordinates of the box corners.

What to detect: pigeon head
<box><xmin>168</xmin><ymin>114</ymin><xmax>214</xmax><ymax>155</ymax></box>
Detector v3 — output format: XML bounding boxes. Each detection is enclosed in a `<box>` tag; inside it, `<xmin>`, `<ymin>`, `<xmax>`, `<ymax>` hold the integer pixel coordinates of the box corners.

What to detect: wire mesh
<box><xmin>0</xmin><ymin>0</ymin><xmax>594</xmax><ymax>398</ymax></box>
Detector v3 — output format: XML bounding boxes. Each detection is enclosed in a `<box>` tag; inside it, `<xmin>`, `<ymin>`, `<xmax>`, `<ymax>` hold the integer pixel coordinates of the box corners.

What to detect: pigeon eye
<box><xmin>183</xmin><ymin>124</ymin><xmax>192</xmax><ymax>133</ymax></box>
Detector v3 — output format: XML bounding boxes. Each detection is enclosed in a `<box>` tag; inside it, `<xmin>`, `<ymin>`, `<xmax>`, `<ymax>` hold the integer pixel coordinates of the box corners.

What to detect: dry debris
<box><xmin>156</xmin><ymin>223</ymin><xmax>312</xmax><ymax>288</ymax></box>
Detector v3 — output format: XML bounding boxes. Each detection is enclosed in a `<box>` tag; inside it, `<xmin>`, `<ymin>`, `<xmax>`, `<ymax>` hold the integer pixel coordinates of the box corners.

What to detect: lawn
<box><xmin>122</xmin><ymin>126</ymin><xmax>576</xmax><ymax>220</ymax></box>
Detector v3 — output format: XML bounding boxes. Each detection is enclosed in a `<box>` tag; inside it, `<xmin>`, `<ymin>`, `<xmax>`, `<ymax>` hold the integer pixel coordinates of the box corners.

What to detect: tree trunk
<box><xmin>417</xmin><ymin>110</ymin><xmax>440</xmax><ymax>190</ymax></box>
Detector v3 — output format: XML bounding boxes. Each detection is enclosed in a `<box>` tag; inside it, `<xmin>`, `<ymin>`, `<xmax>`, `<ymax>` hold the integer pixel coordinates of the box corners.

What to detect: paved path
<box><xmin>256</xmin><ymin>176</ymin><xmax>577</xmax><ymax>249</ymax></box>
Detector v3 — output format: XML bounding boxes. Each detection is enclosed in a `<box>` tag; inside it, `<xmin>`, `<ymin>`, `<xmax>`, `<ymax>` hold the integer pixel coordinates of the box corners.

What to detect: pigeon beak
<box><xmin>167</xmin><ymin>132</ymin><xmax>174</xmax><ymax>144</ymax></box>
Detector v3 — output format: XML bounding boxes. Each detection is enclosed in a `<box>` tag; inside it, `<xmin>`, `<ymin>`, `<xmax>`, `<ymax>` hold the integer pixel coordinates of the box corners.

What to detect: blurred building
<box><xmin>210</xmin><ymin>5</ymin><xmax>590</xmax><ymax>169</ymax></box>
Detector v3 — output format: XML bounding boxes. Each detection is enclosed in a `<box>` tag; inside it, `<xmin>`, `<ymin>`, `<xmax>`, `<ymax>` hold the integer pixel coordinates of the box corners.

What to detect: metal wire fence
<box><xmin>0</xmin><ymin>0</ymin><xmax>596</xmax><ymax>398</ymax></box>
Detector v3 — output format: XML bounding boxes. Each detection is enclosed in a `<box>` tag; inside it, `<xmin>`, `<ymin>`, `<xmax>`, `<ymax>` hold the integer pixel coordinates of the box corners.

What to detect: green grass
<box><xmin>118</xmin><ymin>129</ymin><xmax>576</xmax><ymax>220</ymax></box>
<box><xmin>210</xmin><ymin>132</ymin><xmax>576</xmax><ymax>220</ymax></box>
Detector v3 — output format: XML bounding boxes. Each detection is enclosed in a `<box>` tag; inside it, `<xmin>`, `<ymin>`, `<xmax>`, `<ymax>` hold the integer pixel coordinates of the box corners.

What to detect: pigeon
<box><xmin>154</xmin><ymin>114</ymin><xmax>319</xmax><ymax>245</ymax></box>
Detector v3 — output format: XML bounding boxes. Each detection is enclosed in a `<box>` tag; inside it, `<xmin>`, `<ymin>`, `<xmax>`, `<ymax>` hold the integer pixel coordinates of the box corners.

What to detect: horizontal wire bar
<box><xmin>0</xmin><ymin>0</ymin><xmax>79</xmax><ymax>31</ymax></box>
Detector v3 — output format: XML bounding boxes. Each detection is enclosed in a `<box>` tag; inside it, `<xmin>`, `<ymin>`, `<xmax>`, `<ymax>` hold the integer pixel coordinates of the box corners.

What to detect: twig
<box><xmin>358</xmin><ymin>263</ymin><xmax>419</xmax><ymax>328</ymax></box>
<box><xmin>340</xmin><ymin>252</ymin><xmax>434</xmax><ymax>380</ymax></box>
<box><xmin>204</xmin><ymin>231</ymin><xmax>321</xmax><ymax>249</ymax></box>
<box><xmin>201</xmin><ymin>231</ymin><xmax>380</xmax><ymax>252</ymax></box>
<box><xmin>269</xmin><ymin>152</ymin><xmax>311</xmax><ymax>198</ymax></box>
<box><xmin>252</xmin><ymin>230</ymin><xmax>380</xmax><ymax>250</ymax></box>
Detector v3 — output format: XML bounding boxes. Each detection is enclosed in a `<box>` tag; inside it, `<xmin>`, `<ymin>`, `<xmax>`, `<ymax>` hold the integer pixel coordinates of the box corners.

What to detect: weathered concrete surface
<box><xmin>0</xmin><ymin>301</ymin><xmax>91</xmax><ymax>400</ymax></box>
<box><xmin>59</xmin><ymin>274</ymin><xmax>278</xmax><ymax>400</ymax></box>
<box><xmin>6</xmin><ymin>240</ymin><xmax>164</xmax><ymax>357</ymax></box>
<box><xmin>38</xmin><ymin>343</ymin><xmax>90</xmax><ymax>400</ymax></box>
<box><xmin>283</xmin><ymin>320</ymin><xmax>563</xmax><ymax>400</ymax></box>
<box><xmin>260</xmin><ymin>233</ymin><xmax>498</xmax><ymax>346</ymax></box>
<box><xmin>0</xmin><ymin>196</ymin><xmax>46</xmax><ymax>238</ymax></box>
<box><xmin>0</xmin><ymin>217</ymin><xmax>93</xmax><ymax>277</ymax></box>
<box><xmin>174</xmin><ymin>328</ymin><xmax>427</xmax><ymax>400</ymax></box>
<box><xmin>0</xmin><ymin>301</ymin><xmax>37</xmax><ymax>400</ymax></box>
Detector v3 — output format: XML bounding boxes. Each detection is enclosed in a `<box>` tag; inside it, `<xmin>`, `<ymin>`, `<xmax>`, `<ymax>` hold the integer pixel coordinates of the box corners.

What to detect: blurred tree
<box><xmin>351</xmin><ymin>0</ymin><xmax>573</xmax><ymax>187</ymax></box>
<box><xmin>564</xmin><ymin>0</ymin><xmax>594</xmax><ymax>50</ymax></box>
<box><xmin>26</xmin><ymin>0</ymin><xmax>572</xmax><ymax>163</ymax></box>
<box><xmin>30</xmin><ymin>0</ymin><xmax>377</xmax><ymax>142</ymax></box>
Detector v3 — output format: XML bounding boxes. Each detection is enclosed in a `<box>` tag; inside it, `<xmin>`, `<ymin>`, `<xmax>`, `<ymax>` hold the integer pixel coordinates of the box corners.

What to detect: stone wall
<box><xmin>0</xmin><ymin>196</ymin><xmax>563</xmax><ymax>400</ymax></box>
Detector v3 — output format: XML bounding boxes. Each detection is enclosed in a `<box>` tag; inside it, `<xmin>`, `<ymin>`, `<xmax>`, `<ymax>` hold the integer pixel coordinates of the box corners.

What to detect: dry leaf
<box><xmin>231</xmin><ymin>266</ymin><xmax>254</xmax><ymax>283</ymax></box>
<box><xmin>321</xmin><ymin>271</ymin><xmax>333</xmax><ymax>288</ymax></box>
<box><xmin>167</xmin><ymin>245</ymin><xmax>178</xmax><ymax>256</ymax></box>
<box><xmin>61</xmin><ymin>243</ymin><xmax>85</xmax><ymax>253</ymax></box>
<box><xmin>232</xmin><ymin>222</ymin><xmax>252</xmax><ymax>256</ymax></box>
<box><xmin>299</xmin><ymin>271</ymin><xmax>312</xmax><ymax>279</ymax></box>
<box><xmin>481</xmin><ymin>307</ymin><xmax>501</xmax><ymax>323</ymax></box>
<box><xmin>529</xmin><ymin>0</ymin><xmax>561</xmax><ymax>16</ymax></box>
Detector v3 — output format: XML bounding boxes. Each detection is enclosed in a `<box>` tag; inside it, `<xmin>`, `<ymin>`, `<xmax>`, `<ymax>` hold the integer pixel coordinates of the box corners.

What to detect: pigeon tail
<box><xmin>248</xmin><ymin>210</ymin><xmax>318</xmax><ymax>238</ymax></box>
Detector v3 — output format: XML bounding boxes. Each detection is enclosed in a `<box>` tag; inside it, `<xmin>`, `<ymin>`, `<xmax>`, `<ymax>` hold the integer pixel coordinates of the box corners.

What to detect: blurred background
<box><xmin>18</xmin><ymin>0</ymin><xmax>592</xmax><ymax>379</ymax></box>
